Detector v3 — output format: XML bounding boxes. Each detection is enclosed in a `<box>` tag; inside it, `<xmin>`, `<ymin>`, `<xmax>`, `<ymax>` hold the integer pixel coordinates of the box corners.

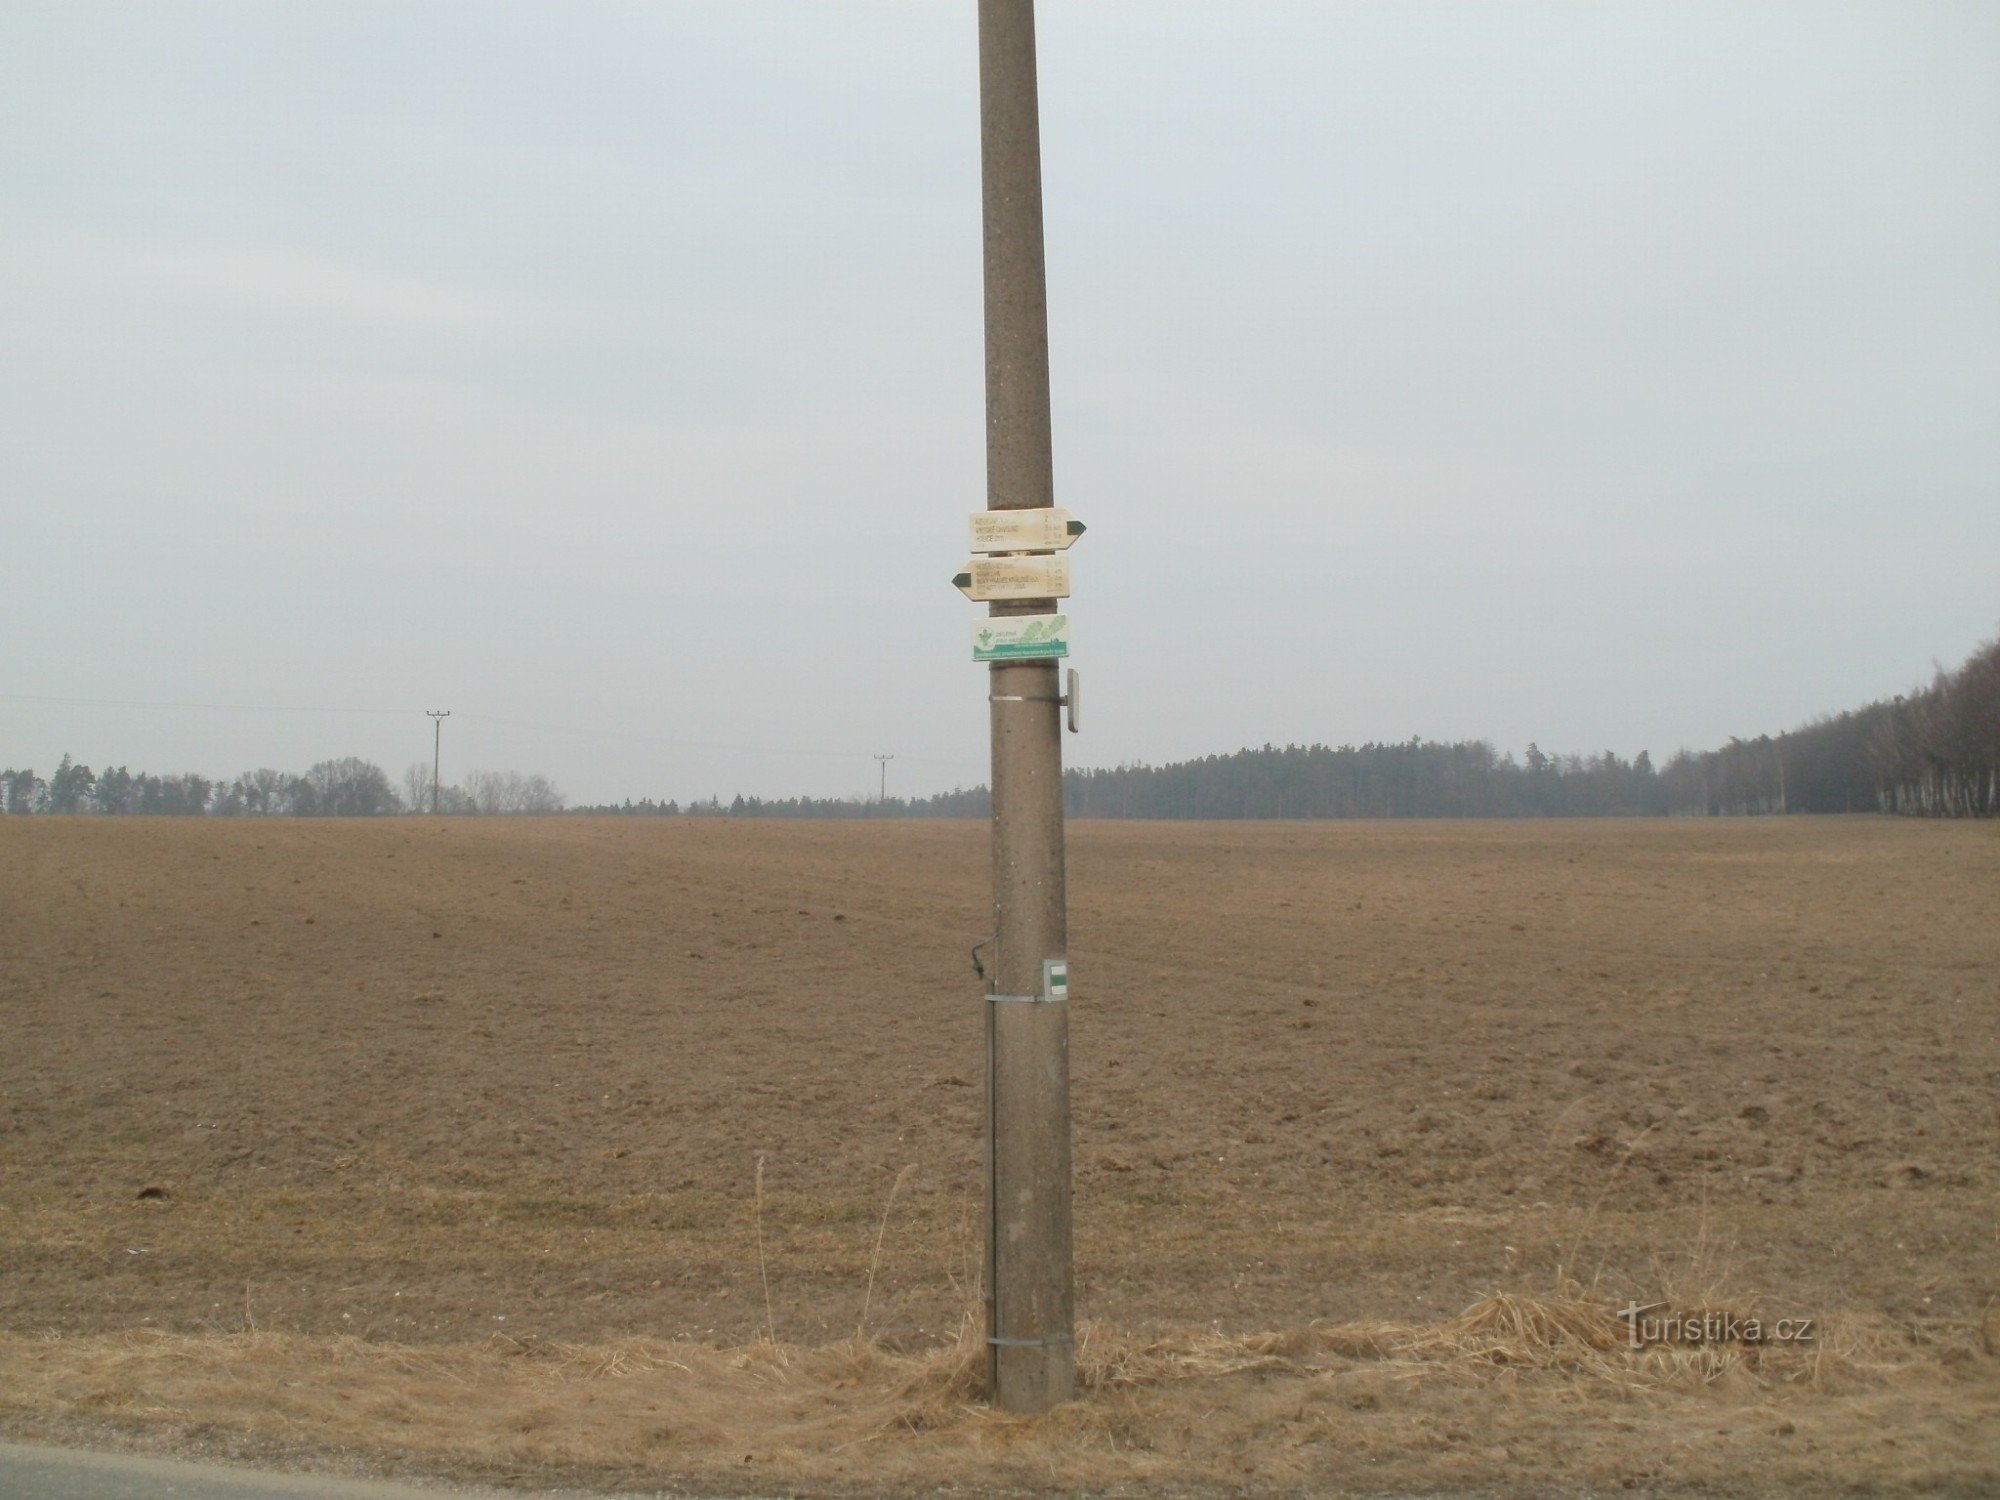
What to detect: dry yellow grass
<box><xmin>1</xmin><ymin>1297</ymin><xmax>1988</xmax><ymax>1497</ymax></box>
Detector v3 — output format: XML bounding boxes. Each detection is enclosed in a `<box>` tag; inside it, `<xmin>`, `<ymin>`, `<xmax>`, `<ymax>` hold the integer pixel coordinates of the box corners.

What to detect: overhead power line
<box><xmin>0</xmin><ymin>692</ymin><xmax>423</xmax><ymax>715</ymax></box>
<box><xmin>455</xmin><ymin>712</ymin><xmax>959</xmax><ymax>768</ymax></box>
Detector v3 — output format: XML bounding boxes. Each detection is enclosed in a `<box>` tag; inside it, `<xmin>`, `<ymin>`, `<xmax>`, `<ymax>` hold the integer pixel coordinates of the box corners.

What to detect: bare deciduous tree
<box><xmin>465</xmin><ymin>769</ymin><xmax>565</xmax><ymax>814</ymax></box>
<box><xmin>403</xmin><ymin>761</ymin><xmax>435</xmax><ymax>814</ymax></box>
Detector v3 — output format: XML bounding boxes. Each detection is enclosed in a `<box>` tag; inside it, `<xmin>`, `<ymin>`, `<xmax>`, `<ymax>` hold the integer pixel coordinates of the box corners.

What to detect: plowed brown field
<box><xmin>1</xmin><ymin>816</ymin><xmax>1994</xmax><ymax>1496</ymax></box>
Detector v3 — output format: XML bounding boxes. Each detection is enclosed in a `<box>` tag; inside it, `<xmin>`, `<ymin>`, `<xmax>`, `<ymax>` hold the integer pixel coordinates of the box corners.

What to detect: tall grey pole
<box><xmin>875</xmin><ymin>753</ymin><xmax>894</xmax><ymax>803</ymax></box>
<box><xmin>978</xmin><ymin>0</ymin><xmax>1074</xmax><ymax>1413</ymax></box>
<box><xmin>428</xmin><ymin>710</ymin><xmax>450</xmax><ymax>814</ymax></box>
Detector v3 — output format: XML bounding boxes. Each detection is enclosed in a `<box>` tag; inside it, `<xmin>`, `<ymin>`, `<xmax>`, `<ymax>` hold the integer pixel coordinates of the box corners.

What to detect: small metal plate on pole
<box><xmin>970</xmin><ymin>508</ymin><xmax>1086</xmax><ymax>553</ymax></box>
<box><xmin>974</xmin><ymin>614</ymin><xmax>1069</xmax><ymax>662</ymax></box>
<box><xmin>952</xmin><ymin>555</ymin><xmax>1072</xmax><ymax>601</ymax></box>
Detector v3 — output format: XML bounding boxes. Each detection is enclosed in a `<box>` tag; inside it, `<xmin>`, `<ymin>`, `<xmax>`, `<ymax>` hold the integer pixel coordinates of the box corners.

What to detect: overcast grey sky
<box><xmin>4</xmin><ymin>2</ymin><xmax>1995</xmax><ymax>805</ymax></box>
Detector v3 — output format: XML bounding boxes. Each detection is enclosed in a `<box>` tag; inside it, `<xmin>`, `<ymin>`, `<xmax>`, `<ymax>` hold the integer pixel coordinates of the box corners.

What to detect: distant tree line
<box><xmin>398</xmin><ymin>763</ymin><xmax>564</xmax><ymax>815</ymax></box>
<box><xmin>1048</xmin><ymin>634</ymin><xmax>1994</xmax><ymax>820</ymax></box>
<box><xmin>12</xmin><ymin>636</ymin><xmax>1991</xmax><ymax>821</ymax></box>
<box><xmin>1052</xmin><ymin>740</ymin><xmax>1663</xmax><ymax>819</ymax></box>
<box><xmin>571</xmin><ymin>746</ymin><xmax>1665</xmax><ymax>821</ymax></box>
<box><xmin>2</xmin><ymin>755</ymin><xmax>565</xmax><ymax>816</ymax></box>
<box><xmin>1859</xmin><ymin>634</ymin><xmax>1997</xmax><ymax>817</ymax></box>
<box><xmin>567</xmin><ymin>791</ymin><xmax>991</xmax><ymax>818</ymax></box>
<box><xmin>1654</xmin><ymin>634</ymin><xmax>1998</xmax><ymax>818</ymax></box>
<box><xmin>577</xmin><ymin>634</ymin><xmax>1998</xmax><ymax>822</ymax></box>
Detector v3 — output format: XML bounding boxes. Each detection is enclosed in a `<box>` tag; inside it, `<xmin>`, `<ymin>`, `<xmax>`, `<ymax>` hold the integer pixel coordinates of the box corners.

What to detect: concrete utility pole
<box><xmin>427</xmin><ymin>710</ymin><xmax>450</xmax><ymax>814</ymax></box>
<box><xmin>875</xmin><ymin>753</ymin><xmax>895</xmax><ymax>803</ymax></box>
<box><xmin>977</xmin><ymin>0</ymin><xmax>1075</xmax><ymax>1413</ymax></box>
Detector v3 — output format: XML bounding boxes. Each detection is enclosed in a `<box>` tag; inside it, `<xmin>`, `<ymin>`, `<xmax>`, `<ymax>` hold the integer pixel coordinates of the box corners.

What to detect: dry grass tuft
<box><xmin>1078</xmin><ymin>1321</ymin><xmax>1305</xmax><ymax>1388</ymax></box>
<box><xmin>857</xmin><ymin>1164</ymin><xmax>920</xmax><ymax>1341</ymax></box>
<box><xmin>1434</xmin><ymin>1291</ymin><xmax>1620</xmax><ymax>1361</ymax></box>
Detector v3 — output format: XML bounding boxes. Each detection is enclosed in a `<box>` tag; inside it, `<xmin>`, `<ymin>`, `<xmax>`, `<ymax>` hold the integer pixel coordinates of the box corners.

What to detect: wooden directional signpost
<box><xmin>952</xmin><ymin>555</ymin><xmax>1072</xmax><ymax>603</ymax></box>
<box><xmin>962</xmin><ymin>0</ymin><xmax>1078</xmax><ymax>1415</ymax></box>
<box><xmin>971</xmin><ymin>508</ymin><xmax>1086</xmax><ymax>554</ymax></box>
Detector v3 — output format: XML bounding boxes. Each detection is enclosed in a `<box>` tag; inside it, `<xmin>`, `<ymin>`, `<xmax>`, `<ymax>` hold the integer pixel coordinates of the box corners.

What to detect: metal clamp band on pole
<box><xmin>986</xmin><ymin>992</ymin><xmax>1064</xmax><ymax>1004</ymax></box>
<box><xmin>987</xmin><ymin>1333</ymin><xmax>1075</xmax><ymax>1348</ymax></box>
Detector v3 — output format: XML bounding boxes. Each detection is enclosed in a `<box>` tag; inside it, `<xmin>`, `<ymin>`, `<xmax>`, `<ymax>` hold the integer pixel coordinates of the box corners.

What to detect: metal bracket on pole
<box><xmin>985</xmin><ymin>956</ymin><xmax>1069</xmax><ymax>1004</ymax></box>
<box><xmin>989</xmin><ymin>668</ymin><xmax>1078</xmax><ymax>733</ymax></box>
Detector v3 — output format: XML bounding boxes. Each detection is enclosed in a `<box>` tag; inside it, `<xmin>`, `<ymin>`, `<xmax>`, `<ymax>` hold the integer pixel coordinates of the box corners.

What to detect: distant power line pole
<box><xmin>427</xmin><ymin>710</ymin><xmax>450</xmax><ymax>814</ymax></box>
<box><xmin>976</xmin><ymin>0</ymin><xmax>1074</xmax><ymax>1414</ymax></box>
<box><xmin>874</xmin><ymin>753</ymin><xmax>895</xmax><ymax>803</ymax></box>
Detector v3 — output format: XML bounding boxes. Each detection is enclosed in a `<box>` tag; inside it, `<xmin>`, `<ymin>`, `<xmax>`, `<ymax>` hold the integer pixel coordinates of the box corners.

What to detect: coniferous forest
<box><xmin>1049</xmin><ymin>629</ymin><xmax>1995</xmax><ymax>820</ymax></box>
<box><xmin>666</xmin><ymin>633</ymin><xmax>2000</xmax><ymax>821</ymax></box>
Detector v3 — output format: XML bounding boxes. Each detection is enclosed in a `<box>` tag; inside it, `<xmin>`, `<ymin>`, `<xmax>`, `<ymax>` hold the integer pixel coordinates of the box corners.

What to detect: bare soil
<box><xmin>1</xmin><ymin>816</ymin><xmax>1994</xmax><ymax>1495</ymax></box>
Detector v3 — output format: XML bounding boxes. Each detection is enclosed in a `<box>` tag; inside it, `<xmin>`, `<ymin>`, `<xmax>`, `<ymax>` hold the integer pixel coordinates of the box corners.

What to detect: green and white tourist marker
<box><xmin>1042</xmin><ymin>958</ymin><xmax>1069</xmax><ymax>1002</ymax></box>
<box><xmin>973</xmin><ymin>613</ymin><xmax>1069</xmax><ymax>662</ymax></box>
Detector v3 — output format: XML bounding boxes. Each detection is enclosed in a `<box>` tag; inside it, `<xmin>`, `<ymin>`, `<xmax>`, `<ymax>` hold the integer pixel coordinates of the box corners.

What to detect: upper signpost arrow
<box><xmin>951</xmin><ymin>554</ymin><xmax>1073</xmax><ymax>601</ymax></box>
<box><xmin>969</xmin><ymin>508</ymin><xmax>1086</xmax><ymax>554</ymax></box>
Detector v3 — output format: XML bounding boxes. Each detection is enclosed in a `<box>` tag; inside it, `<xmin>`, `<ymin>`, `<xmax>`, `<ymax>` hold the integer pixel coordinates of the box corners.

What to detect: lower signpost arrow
<box><xmin>952</xmin><ymin>555</ymin><xmax>1072</xmax><ymax>601</ymax></box>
